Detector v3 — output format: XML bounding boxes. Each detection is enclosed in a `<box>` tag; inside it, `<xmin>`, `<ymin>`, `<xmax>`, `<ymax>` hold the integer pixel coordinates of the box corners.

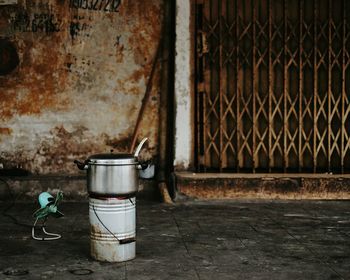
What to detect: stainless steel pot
<box><xmin>74</xmin><ymin>138</ymin><xmax>148</xmax><ymax>197</ymax></box>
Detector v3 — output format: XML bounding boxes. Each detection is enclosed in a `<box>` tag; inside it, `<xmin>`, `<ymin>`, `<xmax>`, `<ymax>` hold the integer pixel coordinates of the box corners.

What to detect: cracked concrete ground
<box><xmin>0</xmin><ymin>198</ymin><xmax>349</xmax><ymax>279</ymax></box>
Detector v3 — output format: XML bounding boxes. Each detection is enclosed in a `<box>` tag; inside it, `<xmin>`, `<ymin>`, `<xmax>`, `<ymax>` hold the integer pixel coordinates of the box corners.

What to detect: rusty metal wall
<box><xmin>195</xmin><ymin>0</ymin><xmax>350</xmax><ymax>173</ymax></box>
<box><xmin>0</xmin><ymin>0</ymin><xmax>163</xmax><ymax>174</ymax></box>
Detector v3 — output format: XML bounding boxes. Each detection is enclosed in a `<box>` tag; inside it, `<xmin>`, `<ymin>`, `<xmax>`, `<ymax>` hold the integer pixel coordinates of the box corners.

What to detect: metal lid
<box><xmin>88</xmin><ymin>153</ymin><xmax>137</xmax><ymax>165</ymax></box>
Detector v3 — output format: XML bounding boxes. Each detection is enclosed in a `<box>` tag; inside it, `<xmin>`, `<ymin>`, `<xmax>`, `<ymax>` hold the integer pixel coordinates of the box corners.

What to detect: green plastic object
<box><xmin>38</xmin><ymin>192</ymin><xmax>54</xmax><ymax>208</ymax></box>
<box><xmin>33</xmin><ymin>191</ymin><xmax>64</xmax><ymax>220</ymax></box>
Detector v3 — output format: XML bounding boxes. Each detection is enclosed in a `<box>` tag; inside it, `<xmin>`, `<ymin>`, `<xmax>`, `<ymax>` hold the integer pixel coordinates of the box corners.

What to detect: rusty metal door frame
<box><xmin>195</xmin><ymin>0</ymin><xmax>350</xmax><ymax>173</ymax></box>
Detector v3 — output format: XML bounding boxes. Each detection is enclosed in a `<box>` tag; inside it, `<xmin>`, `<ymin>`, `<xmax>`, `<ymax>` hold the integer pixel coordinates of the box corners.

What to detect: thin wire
<box><xmin>0</xmin><ymin>178</ymin><xmax>32</xmax><ymax>228</ymax></box>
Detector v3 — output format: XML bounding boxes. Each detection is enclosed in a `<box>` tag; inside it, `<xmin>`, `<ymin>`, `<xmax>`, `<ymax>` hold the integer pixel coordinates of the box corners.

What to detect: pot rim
<box><xmin>87</xmin><ymin>159</ymin><xmax>139</xmax><ymax>166</ymax></box>
<box><xmin>87</xmin><ymin>153</ymin><xmax>138</xmax><ymax>166</ymax></box>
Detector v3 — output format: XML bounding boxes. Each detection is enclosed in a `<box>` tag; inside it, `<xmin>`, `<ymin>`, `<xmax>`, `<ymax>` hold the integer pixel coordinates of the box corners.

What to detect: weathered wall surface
<box><xmin>0</xmin><ymin>0</ymin><xmax>163</xmax><ymax>174</ymax></box>
<box><xmin>174</xmin><ymin>0</ymin><xmax>192</xmax><ymax>170</ymax></box>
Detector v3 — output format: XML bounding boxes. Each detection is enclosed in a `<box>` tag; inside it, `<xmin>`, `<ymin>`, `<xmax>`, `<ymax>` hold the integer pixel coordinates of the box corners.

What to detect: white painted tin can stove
<box><xmin>89</xmin><ymin>197</ymin><xmax>136</xmax><ymax>262</ymax></box>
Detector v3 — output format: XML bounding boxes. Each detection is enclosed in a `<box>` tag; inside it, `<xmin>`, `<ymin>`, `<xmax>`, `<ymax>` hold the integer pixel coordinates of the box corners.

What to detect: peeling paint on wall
<box><xmin>0</xmin><ymin>0</ymin><xmax>163</xmax><ymax>174</ymax></box>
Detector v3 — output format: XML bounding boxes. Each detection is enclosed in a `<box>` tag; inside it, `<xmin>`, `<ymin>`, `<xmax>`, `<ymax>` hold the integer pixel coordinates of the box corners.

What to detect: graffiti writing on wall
<box><xmin>11</xmin><ymin>12</ymin><xmax>61</xmax><ymax>33</ymax></box>
<box><xmin>69</xmin><ymin>16</ymin><xmax>92</xmax><ymax>40</ymax></box>
<box><xmin>69</xmin><ymin>0</ymin><xmax>121</xmax><ymax>13</ymax></box>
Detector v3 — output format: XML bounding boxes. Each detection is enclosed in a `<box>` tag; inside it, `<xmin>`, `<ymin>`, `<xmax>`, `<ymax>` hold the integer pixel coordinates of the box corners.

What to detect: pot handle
<box><xmin>119</xmin><ymin>237</ymin><xmax>136</xmax><ymax>244</ymax></box>
<box><xmin>136</xmin><ymin>161</ymin><xmax>150</xmax><ymax>170</ymax></box>
<box><xmin>134</xmin><ymin>137</ymin><xmax>148</xmax><ymax>158</ymax></box>
<box><xmin>74</xmin><ymin>160</ymin><xmax>88</xmax><ymax>170</ymax></box>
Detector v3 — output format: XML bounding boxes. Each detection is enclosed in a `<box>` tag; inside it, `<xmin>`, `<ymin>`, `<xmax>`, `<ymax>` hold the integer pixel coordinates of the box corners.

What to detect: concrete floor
<box><xmin>0</xmin><ymin>198</ymin><xmax>349</xmax><ymax>280</ymax></box>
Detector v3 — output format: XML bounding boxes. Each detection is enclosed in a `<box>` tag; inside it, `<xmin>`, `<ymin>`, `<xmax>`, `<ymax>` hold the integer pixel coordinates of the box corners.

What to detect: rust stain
<box><xmin>120</xmin><ymin>1</ymin><xmax>163</xmax><ymax>34</ymax></box>
<box><xmin>0</xmin><ymin>1</ymin><xmax>161</xmax><ymax>175</ymax></box>
<box><xmin>177</xmin><ymin>176</ymin><xmax>350</xmax><ymax>200</ymax></box>
<box><xmin>91</xmin><ymin>224</ymin><xmax>103</xmax><ymax>237</ymax></box>
<box><xmin>178</xmin><ymin>184</ymin><xmax>350</xmax><ymax>200</ymax></box>
<box><xmin>130</xmin><ymin>65</ymin><xmax>153</xmax><ymax>85</ymax></box>
<box><xmin>104</xmin><ymin>134</ymin><xmax>132</xmax><ymax>152</ymax></box>
<box><xmin>122</xmin><ymin>0</ymin><xmax>163</xmax><ymax>66</ymax></box>
<box><xmin>114</xmin><ymin>1</ymin><xmax>163</xmax><ymax>96</ymax></box>
<box><xmin>0</xmin><ymin>3</ymin><xmax>71</xmax><ymax>121</ymax></box>
<box><xmin>115</xmin><ymin>79</ymin><xmax>141</xmax><ymax>96</ymax></box>
<box><xmin>0</xmin><ymin>124</ymin><xmax>154</xmax><ymax>174</ymax></box>
<box><xmin>0</xmin><ymin>127</ymin><xmax>13</xmax><ymax>135</ymax></box>
<box><xmin>0</xmin><ymin>125</ymin><xmax>156</xmax><ymax>175</ymax></box>
<box><xmin>129</xmin><ymin>68</ymin><xmax>147</xmax><ymax>83</ymax></box>
<box><xmin>90</xmin><ymin>224</ymin><xmax>102</xmax><ymax>260</ymax></box>
<box><xmin>115</xmin><ymin>43</ymin><xmax>124</xmax><ymax>63</ymax></box>
<box><xmin>0</xmin><ymin>127</ymin><xmax>13</xmax><ymax>142</ymax></box>
<box><xmin>35</xmin><ymin>125</ymin><xmax>105</xmax><ymax>173</ymax></box>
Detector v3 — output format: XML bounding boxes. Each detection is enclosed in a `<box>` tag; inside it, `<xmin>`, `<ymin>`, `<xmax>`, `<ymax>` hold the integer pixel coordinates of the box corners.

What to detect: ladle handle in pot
<box><xmin>134</xmin><ymin>138</ymin><xmax>148</xmax><ymax>158</ymax></box>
